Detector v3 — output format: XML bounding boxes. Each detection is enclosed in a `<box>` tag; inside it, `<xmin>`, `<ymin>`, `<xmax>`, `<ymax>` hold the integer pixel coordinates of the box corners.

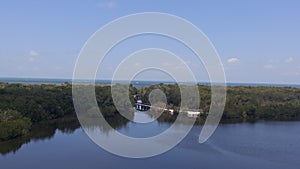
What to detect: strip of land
<box><xmin>1</xmin><ymin>82</ymin><xmax>300</xmax><ymax>141</ymax></box>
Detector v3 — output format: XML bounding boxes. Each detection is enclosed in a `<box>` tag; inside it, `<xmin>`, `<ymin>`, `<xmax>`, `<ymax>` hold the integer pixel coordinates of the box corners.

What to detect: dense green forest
<box><xmin>141</xmin><ymin>84</ymin><xmax>300</xmax><ymax>122</ymax></box>
<box><xmin>0</xmin><ymin>109</ymin><xmax>31</xmax><ymax>141</ymax></box>
<box><xmin>1</xmin><ymin>82</ymin><xmax>300</xmax><ymax>141</ymax></box>
<box><xmin>0</xmin><ymin>82</ymin><xmax>130</xmax><ymax>141</ymax></box>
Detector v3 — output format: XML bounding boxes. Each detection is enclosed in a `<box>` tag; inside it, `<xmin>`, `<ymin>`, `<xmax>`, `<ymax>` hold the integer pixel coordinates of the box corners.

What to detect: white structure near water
<box><xmin>186</xmin><ymin>111</ymin><xmax>201</xmax><ymax>117</ymax></box>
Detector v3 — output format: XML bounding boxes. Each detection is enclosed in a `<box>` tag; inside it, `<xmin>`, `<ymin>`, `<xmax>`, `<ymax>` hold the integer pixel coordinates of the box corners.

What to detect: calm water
<box><xmin>1</xmin><ymin>112</ymin><xmax>300</xmax><ymax>169</ymax></box>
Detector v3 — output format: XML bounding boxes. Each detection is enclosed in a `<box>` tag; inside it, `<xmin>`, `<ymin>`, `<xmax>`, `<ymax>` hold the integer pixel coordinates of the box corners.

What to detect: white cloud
<box><xmin>264</xmin><ymin>64</ymin><xmax>273</xmax><ymax>69</ymax></box>
<box><xmin>227</xmin><ymin>57</ymin><xmax>239</xmax><ymax>63</ymax></box>
<box><xmin>285</xmin><ymin>57</ymin><xmax>294</xmax><ymax>63</ymax></box>
<box><xmin>97</xmin><ymin>1</ymin><xmax>115</xmax><ymax>8</ymax></box>
<box><xmin>29</xmin><ymin>50</ymin><xmax>39</xmax><ymax>57</ymax></box>
<box><xmin>29</xmin><ymin>50</ymin><xmax>39</xmax><ymax>62</ymax></box>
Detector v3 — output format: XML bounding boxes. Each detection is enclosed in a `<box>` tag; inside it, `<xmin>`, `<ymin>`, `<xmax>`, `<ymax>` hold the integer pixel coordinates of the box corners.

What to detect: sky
<box><xmin>0</xmin><ymin>0</ymin><xmax>300</xmax><ymax>84</ymax></box>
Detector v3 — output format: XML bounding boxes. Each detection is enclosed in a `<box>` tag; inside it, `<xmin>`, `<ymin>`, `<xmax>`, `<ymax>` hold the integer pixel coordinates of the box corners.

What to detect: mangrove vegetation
<box><xmin>1</xmin><ymin>82</ymin><xmax>300</xmax><ymax>141</ymax></box>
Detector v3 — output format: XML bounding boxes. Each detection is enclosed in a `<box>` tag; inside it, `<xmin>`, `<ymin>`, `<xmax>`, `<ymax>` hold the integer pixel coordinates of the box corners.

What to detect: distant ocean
<box><xmin>0</xmin><ymin>77</ymin><xmax>299</xmax><ymax>88</ymax></box>
<box><xmin>0</xmin><ymin>77</ymin><xmax>174</xmax><ymax>88</ymax></box>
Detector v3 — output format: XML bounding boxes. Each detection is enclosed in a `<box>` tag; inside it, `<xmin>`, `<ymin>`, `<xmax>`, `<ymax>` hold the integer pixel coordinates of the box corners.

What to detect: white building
<box><xmin>186</xmin><ymin>111</ymin><xmax>201</xmax><ymax>117</ymax></box>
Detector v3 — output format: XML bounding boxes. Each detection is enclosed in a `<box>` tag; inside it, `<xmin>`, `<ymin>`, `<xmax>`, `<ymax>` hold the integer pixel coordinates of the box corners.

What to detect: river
<box><xmin>1</xmin><ymin>112</ymin><xmax>300</xmax><ymax>169</ymax></box>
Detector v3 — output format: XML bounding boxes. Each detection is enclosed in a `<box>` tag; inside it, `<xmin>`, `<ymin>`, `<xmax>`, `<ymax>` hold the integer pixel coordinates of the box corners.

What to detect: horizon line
<box><xmin>0</xmin><ymin>76</ymin><xmax>299</xmax><ymax>86</ymax></box>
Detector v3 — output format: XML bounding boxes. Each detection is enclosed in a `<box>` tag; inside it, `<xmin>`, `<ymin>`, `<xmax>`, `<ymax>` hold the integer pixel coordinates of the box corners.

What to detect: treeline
<box><xmin>139</xmin><ymin>84</ymin><xmax>300</xmax><ymax>121</ymax></box>
<box><xmin>1</xmin><ymin>82</ymin><xmax>300</xmax><ymax>140</ymax></box>
<box><xmin>0</xmin><ymin>83</ymin><xmax>75</xmax><ymax>141</ymax></box>
<box><xmin>0</xmin><ymin>83</ymin><xmax>134</xmax><ymax>140</ymax></box>
<box><xmin>0</xmin><ymin>83</ymin><xmax>74</xmax><ymax>123</ymax></box>
<box><xmin>224</xmin><ymin>86</ymin><xmax>300</xmax><ymax>121</ymax></box>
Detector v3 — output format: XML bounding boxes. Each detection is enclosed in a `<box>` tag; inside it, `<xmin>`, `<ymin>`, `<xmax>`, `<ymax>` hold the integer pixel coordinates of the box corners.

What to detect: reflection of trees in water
<box><xmin>156</xmin><ymin>112</ymin><xmax>255</xmax><ymax>125</ymax></box>
<box><xmin>157</xmin><ymin>112</ymin><xmax>207</xmax><ymax>125</ymax></box>
<box><xmin>0</xmin><ymin>116</ymin><xmax>80</xmax><ymax>155</ymax></box>
<box><xmin>0</xmin><ymin>114</ymin><xmax>131</xmax><ymax>155</ymax></box>
<box><xmin>81</xmin><ymin>113</ymin><xmax>132</xmax><ymax>134</ymax></box>
<box><xmin>156</xmin><ymin>113</ymin><xmax>190</xmax><ymax>125</ymax></box>
<box><xmin>0</xmin><ymin>136</ymin><xmax>30</xmax><ymax>155</ymax></box>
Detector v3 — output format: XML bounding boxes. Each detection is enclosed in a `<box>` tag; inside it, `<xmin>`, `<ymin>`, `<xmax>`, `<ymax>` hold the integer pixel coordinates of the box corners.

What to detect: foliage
<box><xmin>0</xmin><ymin>109</ymin><xmax>32</xmax><ymax>141</ymax></box>
<box><xmin>139</xmin><ymin>84</ymin><xmax>300</xmax><ymax>121</ymax></box>
<box><xmin>0</xmin><ymin>83</ymin><xmax>137</xmax><ymax>141</ymax></box>
<box><xmin>1</xmin><ymin>82</ymin><xmax>300</xmax><ymax>141</ymax></box>
<box><xmin>0</xmin><ymin>84</ymin><xmax>73</xmax><ymax>122</ymax></box>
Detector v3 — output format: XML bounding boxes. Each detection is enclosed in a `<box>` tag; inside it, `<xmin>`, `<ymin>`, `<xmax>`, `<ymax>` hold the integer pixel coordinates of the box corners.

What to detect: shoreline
<box><xmin>2</xmin><ymin>114</ymin><xmax>300</xmax><ymax>144</ymax></box>
<box><xmin>1</xmin><ymin>82</ymin><xmax>300</xmax><ymax>142</ymax></box>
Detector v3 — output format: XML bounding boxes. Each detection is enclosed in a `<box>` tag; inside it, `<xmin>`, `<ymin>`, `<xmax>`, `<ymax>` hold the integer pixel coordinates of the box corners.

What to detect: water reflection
<box><xmin>1</xmin><ymin>112</ymin><xmax>300</xmax><ymax>169</ymax></box>
<box><xmin>82</xmin><ymin>114</ymin><xmax>133</xmax><ymax>134</ymax></box>
<box><xmin>0</xmin><ymin>116</ymin><xmax>80</xmax><ymax>155</ymax></box>
<box><xmin>0</xmin><ymin>111</ymin><xmax>258</xmax><ymax>156</ymax></box>
<box><xmin>0</xmin><ymin>113</ymin><xmax>134</xmax><ymax>155</ymax></box>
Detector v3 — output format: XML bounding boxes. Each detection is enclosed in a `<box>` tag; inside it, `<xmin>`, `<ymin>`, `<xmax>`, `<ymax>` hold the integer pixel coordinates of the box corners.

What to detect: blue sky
<box><xmin>0</xmin><ymin>0</ymin><xmax>300</xmax><ymax>84</ymax></box>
